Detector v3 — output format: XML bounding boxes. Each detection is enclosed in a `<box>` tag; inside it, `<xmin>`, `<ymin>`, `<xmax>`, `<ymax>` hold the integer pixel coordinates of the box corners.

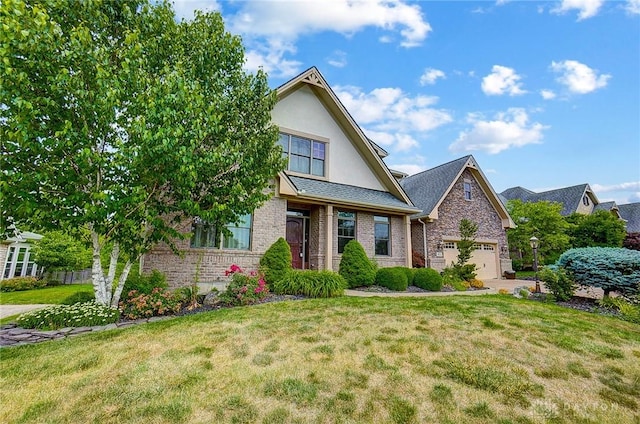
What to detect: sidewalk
<box><xmin>0</xmin><ymin>304</ymin><xmax>54</xmax><ymax>319</ymax></box>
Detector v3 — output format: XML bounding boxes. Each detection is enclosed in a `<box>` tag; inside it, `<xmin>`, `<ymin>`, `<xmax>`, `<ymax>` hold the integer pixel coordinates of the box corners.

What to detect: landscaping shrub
<box><xmin>413</xmin><ymin>268</ymin><xmax>443</xmax><ymax>291</ymax></box>
<box><xmin>469</xmin><ymin>278</ymin><xmax>484</xmax><ymax>289</ymax></box>
<box><xmin>119</xmin><ymin>288</ymin><xmax>182</xmax><ymax>319</ymax></box>
<box><xmin>260</xmin><ymin>237</ymin><xmax>292</xmax><ymax>285</ymax></box>
<box><xmin>539</xmin><ymin>266</ymin><xmax>576</xmax><ymax>302</ymax></box>
<box><xmin>556</xmin><ymin>247</ymin><xmax>640</xmax><ymax>297</ymax></box>
<box><xmin>61</xmin><ymin>291</ymin><xmax>95</xmax><ymax>305</ymax></box>
<box><xmin>400</xmin><ymin>267</ymin><xmax>416</xmax><ymax>285</ymax></box>
<box><xmin>0</xmin><ymin>276</ymin><xmax>46</xmax><ymax>292</ymax></box>
<box><xmin>273</xmin><ymin>270</ymin><xmax>347</xmax><ymax>298</ymax></box>
<box><xmin>121</xmin><ymin>269</ymin><xmax>168</xmax><ymax>301</ymax></box>
<box><xmin>16</xmin><ymin>302</ymin><xmax>119</xmax><ymax>330</ymax></box>
<box><xmin>218</xmin><ymin>265</ymin><xmax>269</xmax><ymax>306</ymax></box>
<box><xmin>338</xmin><ymin>240</ymin><xmax>376</xmax><ymax>288</ymax></box>
<box><xmin>375</xmin><ymin>267</ymin><xmax>408</xmax><ymax>291</ymax></box>
<box><xmin>441</xmin><ymin>267</ymin><xmax>463</xmax><ymax>286</ymax></box>
<box><xmin>412</xmin><ymin>250</ymin><xmax>425</xmax><ymax>268</ymax></box>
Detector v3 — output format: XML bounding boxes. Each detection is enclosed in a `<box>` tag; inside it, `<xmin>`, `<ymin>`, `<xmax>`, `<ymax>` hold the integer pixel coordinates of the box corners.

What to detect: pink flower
<box><xmin>225</xmin><ymin>264</ymin><xmax>243</xmax><ymax>276</ymax></box>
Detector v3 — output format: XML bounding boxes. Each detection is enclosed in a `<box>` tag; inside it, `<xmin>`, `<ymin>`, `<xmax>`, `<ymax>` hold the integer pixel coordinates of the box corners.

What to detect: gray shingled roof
<box><xmin>288</xmin><ymin>175</ymin><xmax>419</xmax><ymax>212</ymax></box>
<box><xmin>399</xmin><ymin>156</ymin><xmax>471</xmax><ymax>218</ymax></box>
<box><xmin>500</xmin><ymin>184</ymin><xmax>591</xmax><ymax>216</ymax></box>
<box><xmin>593</xmin><ymin>201</ymin><xmax>617</xmax><ymax>212</ymax></box>
<box><xmin>618</xmin><ymin>202</ymin><xmax>640</xmax><ymax>233</ymax></box>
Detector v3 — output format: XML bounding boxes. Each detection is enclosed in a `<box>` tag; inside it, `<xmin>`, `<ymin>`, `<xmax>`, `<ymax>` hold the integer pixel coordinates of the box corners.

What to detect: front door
<box><xmin>286</xmin><ymin>217</ymin><xmax>304</xmax><ymax>269</ymax></box>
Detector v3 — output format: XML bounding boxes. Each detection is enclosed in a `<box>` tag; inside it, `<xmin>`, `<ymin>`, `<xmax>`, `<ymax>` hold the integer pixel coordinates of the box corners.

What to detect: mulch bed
<box><xmin>172</xmin><ymin>294</ymin><xmax>307</xmax><ymax>318</ymax></box>
<box><xmin>353</xmin><ymin>285</ymin><xmax>489</xmax><ymax>293</ymax></box>
<box><xmin>528</xmin><ymin>293</ymin><xmax>621</xmax><ymax>317</ymax></box>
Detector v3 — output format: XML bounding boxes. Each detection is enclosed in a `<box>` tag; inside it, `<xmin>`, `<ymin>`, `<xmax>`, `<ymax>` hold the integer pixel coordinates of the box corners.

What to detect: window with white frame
<box><xmin>443</xmin><ymin>242</ymin><xmax>456</xmax><ymax>249</ymax></box>
<box><xmin>279</xmin><ymin>133</ymin><xmax>326</xmax><ymax>177</ymax></box>
<box><xmin>374</xmin><ymin>216</ymin><xmax>390</xmax><ymax>256</ymax></box>
<box><xmin>337</xmin><ymin>211</ymin><xmax>356</xmax><ymax>254</ymax></box>
<box><xmin>3</xmin><ymin>245</ymin><xmax>38</xmax><ymax>279</ymax></box>
<box><xmin>191</xmin><ymin>214</ymin><xmax>252</xmax><ymax>250</ymax></box>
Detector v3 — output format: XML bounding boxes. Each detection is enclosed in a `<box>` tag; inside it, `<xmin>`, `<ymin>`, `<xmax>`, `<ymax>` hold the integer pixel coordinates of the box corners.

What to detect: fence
<box><xmin>49</xmin><ymin>269</ymin><xmax>92</xmax><ymax>284</ymax></box>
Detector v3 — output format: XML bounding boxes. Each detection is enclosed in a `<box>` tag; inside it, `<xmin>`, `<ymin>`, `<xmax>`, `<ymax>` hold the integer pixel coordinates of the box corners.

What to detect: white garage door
<box><xmin>442</xmin><ymin>242</ymin><xmax>498</xmax><ymax>280</ymax></box>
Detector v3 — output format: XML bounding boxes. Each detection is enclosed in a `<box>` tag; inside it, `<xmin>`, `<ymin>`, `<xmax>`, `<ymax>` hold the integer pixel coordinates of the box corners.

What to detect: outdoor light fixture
<box><xmin>529</xmin><ymin>236</ymin><xmax>540</xmax><ymax>293</ymax></box>
<box><xmin>436</xmin><ymin>240</ymin><xmax>443</xmax><ymax>251</ymax></box>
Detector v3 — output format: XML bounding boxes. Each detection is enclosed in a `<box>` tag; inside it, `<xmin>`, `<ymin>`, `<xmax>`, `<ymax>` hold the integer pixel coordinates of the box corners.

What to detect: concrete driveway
<box><xmin>0</xmin><ymin>304</ymin><xmax>54</xmax><ymax>319</ymax></box>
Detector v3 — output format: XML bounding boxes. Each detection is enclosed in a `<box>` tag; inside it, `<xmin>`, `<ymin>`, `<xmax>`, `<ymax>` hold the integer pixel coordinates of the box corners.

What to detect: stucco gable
<box><xmin>273</xmin><ymin>67</ymin><xmax>413</xmax><ymax>207</ymax></box>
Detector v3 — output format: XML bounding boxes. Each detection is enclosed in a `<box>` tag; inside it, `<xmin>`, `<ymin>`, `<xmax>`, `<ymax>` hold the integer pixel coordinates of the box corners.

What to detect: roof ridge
<box><xmin>403</xmin><ymin>155</ymin><xmax>472</xmax><ymax>181</ymax></box>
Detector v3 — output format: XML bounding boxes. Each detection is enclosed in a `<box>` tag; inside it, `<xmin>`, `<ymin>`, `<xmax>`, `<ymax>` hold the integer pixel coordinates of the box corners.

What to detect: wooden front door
<box><xmin>286</xmin><ymin>217</ymin><xmax>304</xmax><ymax>269</ymax></box>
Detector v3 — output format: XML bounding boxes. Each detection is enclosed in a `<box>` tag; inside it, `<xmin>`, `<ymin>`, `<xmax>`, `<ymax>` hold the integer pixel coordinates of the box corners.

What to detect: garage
<box><xmin>442</xmin><ymin>242</ymin><xmax>498</xmax><ymax>280</ymax></box>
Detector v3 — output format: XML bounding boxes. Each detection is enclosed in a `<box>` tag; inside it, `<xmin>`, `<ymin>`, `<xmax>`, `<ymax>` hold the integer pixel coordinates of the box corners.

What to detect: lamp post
<box><xmin>529</xmin><ymin>236</ymin><xmax>540</xmax><ymax>293</ymax></box>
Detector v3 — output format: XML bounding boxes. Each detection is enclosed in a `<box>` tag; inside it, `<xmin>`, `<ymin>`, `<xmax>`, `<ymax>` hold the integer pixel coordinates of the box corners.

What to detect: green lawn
<box><xmin>1</xmin><ymin>295</ymin><xmax>639</xmax><ymax>423</ymax></box>
<box><xmin>0</xmin><ymin>284</ymin><xmax>92</xmax><ymax>305</ymax></box>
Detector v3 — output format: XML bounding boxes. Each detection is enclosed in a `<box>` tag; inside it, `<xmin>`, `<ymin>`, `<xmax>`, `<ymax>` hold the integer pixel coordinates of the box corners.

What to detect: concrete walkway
<box><xmin>0</xmin><ymin>304</ymin><xmax>55</xmax><ymax>319</ymax></box>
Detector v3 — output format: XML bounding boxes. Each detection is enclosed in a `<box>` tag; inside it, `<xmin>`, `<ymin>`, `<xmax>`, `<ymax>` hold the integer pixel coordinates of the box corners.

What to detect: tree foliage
<box><xmin>1</xmin><ymin>0</ymin><xmax>284</xmax><ymax>307</ymax></box>
<box><xmin>556</xmin><ymin>247</ymin><xmax>640</xmax><ymax>297</ymax></box>
<box><xmin>506</xmin><ymin>200</ymin><xmax>570</xmax><ymax>265</ymax></box>
<box><xmin>456</xmin><ymin>219</ymin><xmax>478</xmax><ymax>267</ymax></box>
<box><xmin>623</xmin><ymin>232</ymin><xmax>640</xmax><ymax>251</ymax></box>
<box><xmin>565</xmin><ymin>210</ymin><xmax>626</xmax><ymax>248</ymax></box>
<box><xmin>31</xmin><ymin>231</ymin><xmax>92</xmax><ymax>273</ymax></box>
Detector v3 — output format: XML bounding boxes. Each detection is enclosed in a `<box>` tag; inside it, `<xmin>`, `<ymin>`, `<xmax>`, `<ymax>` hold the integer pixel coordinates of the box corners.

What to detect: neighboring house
<box><xmin>500</xmin><ymin>183</ymin><xmax>621</xmax><ymax>218</ymax></box>
<box><xmin>1</xmin><ymin>231</ymin><xmax>43</xmax><ymax>280</ymax></box>
<box><xmin>143</xmin><ymin>67</ymin><xmax>419</xmax><ymax>287</ymax></box>
<box><xmin>618</xmin><ymin>202</ymin><xmax>640</xmax><ymax>233</ymax></box>
<box><xmin>400</xmin><ymin>156</ymin><xmax>515</xmax><ymax>280</ymax></box>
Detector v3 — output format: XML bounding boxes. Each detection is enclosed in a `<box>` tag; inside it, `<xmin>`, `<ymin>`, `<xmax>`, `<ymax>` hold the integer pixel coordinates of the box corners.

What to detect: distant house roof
<box><xmin>618</xmin><ymin>202</ymin><xmax>640</xmax><ymax>233</ymax></box>
<box><xmin>501</xmin><ymin>183</ymin><xmax>597</xmax><ymax>216</ymax></box>
<box><xmin>286</xmin><ymin>175</ymin><xmax>420</xmax><ymax>214</ymax></box>
<box><xmin>400</xmin><ymin>155</ymin><xmax>515</xmax><ymax>228</ymax></box>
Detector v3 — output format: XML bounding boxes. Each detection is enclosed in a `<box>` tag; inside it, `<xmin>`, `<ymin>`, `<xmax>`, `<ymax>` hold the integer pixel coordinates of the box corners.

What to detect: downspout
<box><xmin>418</xmin><ymin>218</ymin><xmax>427</xmax><ymax>268</ymax></box>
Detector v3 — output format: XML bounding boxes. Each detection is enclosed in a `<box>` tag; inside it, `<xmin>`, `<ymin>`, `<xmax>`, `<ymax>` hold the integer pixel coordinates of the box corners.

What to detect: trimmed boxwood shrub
<box><xmin>338</xmin><ymin>240</ymin><xmax>376</xmax><ymax>288</ymax></box>
<box><xmin>375</xmin><ymin>267</ymin><xmax>408</xmax><ymax>291</ymax></box>
<box><xmin>274</xmin><ymin>270</ymin><xmax>347</xmax><ymax>298</ymax></box>
<box><xmin>556</xmin><ymin>247</ymin><xmax>640</xmax><ymax>297</ymax></box>
<box><xmin>399</xmin><ymin>267</ymin><xmax>416</xmax><ymax>286</ymax></box>
<box><xmin>260</xmin><ymin>237</ymin><xmax>292</xmax><ymax>285</ymax></box>
<box><xmin>413</xmin><ymin>268</ymin><xmax>443</xmax><ymax>291</ymax></box>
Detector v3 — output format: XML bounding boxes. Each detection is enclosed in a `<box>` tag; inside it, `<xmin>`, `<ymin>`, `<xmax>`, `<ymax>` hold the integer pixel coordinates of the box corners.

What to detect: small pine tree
<box><xmin>338</xmin><ymin>240</ymin><xmax>376</xmax><ymax>288</ymax></box>
<box><xmin>259</xmin><ymin>238</ymin><xmax>292</xmax><ymax>285</ymax></box>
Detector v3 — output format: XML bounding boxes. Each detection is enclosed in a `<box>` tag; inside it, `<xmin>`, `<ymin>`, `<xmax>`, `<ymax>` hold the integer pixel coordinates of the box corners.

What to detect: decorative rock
<box><xmin>203</xmin><ymin>291</ymin><xmax>220</xmax><ymax>306</ymax></box>
<box><xmin>513</xmin><ymin>286</ymin><xmax>531</xmax><ymax>298</ymax></box>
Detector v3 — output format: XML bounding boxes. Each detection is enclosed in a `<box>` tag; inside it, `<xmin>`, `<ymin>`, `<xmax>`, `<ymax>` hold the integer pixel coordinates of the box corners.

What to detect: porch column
<box><xmin>326</xmin><ymin>204</ymin><xmax>333</xmax><ymax>271</ymax></box>
<box><xmin>404</xmin><ymin>215</ymin><xmax>412</xmax><ymax>268</ymax></box>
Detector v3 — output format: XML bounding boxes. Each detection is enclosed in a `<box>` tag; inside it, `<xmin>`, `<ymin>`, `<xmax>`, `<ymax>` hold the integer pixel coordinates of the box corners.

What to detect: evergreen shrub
<box><xmin>338</xmin><ymin>240</ymin><xmax>376</xmax><ymax>288</ymax></box>
<box><xmin>556</xmin><ymin>247</ymin><xmax>640</xmax><ymax>297</ymax></box>
<box><xmin>260</xmin><ymin>237</ymin><xmax>292</xmax><ymax>285</ymax></box>
<box><xmin>539</xmin><ymin>266</ymin><xmax>576</xmax><ymax>302</ymax></box>
<box><xmin>413</xmin><ymin>268</ymin><xmax>443</xmax><ymax>291</ymax></box>
<box><xmin>399</xmin><ymin>267</ymin><xmax>416</xmax><ymax>285</ymax></box>
<box><xmin>375</xmin><ymin>267</ymin><xmax>408</xmax><ymax>291</ymax></box>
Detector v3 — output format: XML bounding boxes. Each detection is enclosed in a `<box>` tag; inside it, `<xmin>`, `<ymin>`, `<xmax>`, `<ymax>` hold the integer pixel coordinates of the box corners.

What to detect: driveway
<box><xmin>0</xmin><ymin>304</ymin><xmax>55</xmax><ymax>319</ymax></box>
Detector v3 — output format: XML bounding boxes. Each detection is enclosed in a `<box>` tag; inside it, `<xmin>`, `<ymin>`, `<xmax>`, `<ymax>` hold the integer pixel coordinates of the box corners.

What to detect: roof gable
<box><xmin>618</xmin><ymin>202</ymin><xmax>640</xmax><ymax>232</ymax></box>
<box><xmin>401</xmin><ymin>155</ymin><xmax>515</xmax><ymax>227</ymax></box>
<box><xmin>274</xmin><ymin>67</ymin><xmax>413</xmax><ymax>207</ymax></box>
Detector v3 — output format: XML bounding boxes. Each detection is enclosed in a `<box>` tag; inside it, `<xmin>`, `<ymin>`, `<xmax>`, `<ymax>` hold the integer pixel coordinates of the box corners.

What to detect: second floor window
<box><xmin>279</xmin><ymin>133</ymin><xmax>326</xmax><ymax>177</ymax></box>
<box><xmin>464</xmin><ymin>182</ymin><xmax>472</xmax><ymax>200</ymax></box>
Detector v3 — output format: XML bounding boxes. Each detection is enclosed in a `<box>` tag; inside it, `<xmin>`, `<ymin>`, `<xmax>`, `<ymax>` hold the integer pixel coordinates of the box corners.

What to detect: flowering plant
<box><xmin>16</xmin><ymin>302</ymin><xmax>119</xmax><ymax>330</ymax></box>
<box><xmin>218</xmin><ymin>264</ymin><xmax>269</xmax><ymax>306</ymax></box>
<box><xmin>119</xmin><ymin>287</ymin><xmax>182</xmax><ymax>320</ymax></box>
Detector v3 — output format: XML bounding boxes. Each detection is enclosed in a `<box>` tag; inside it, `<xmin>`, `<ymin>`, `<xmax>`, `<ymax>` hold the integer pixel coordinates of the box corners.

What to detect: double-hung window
<box><xmin>374</xmin><ymin>216</ymin><xmax>390</xmax><ymax>256</ymax></box>
<box><xmin>337</xmin><ymin>211</ymin><xmax>356</xmax><ymax>253</ymax></box>
<box><xmin>191</xmin><ymin>214</ymin><xmax>252</xmax><ymax>250</ymax></box>
<box><xmin>279</xmin><ymin>133</ymin><xmax>326</xmax><ymax>177</ymax></box>
<box><xmin>464</xmin><ymin>181</ymin><xmax>472</xmax><ymax>200</ymax></box>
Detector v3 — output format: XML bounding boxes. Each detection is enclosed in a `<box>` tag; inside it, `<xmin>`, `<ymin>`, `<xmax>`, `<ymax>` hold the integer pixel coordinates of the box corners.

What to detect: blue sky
<box><xmin>173</xmin><ymin>0</ymin><xmax>639</xmax><ymax>205</ymax></box>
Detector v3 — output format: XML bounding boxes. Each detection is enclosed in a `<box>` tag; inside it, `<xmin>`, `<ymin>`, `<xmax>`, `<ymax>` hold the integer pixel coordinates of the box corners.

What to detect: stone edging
<box><xmin>0</xmin><ymin>316</ymin><xmax>173</xmax><ymax>348</ymax></box>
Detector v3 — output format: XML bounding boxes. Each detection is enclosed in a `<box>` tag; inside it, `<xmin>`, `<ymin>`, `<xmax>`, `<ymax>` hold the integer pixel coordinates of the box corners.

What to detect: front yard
<box><xmin>1</xmin><ymin>295</ymin><xmax>638</xmax><ymax>423</ymax></box>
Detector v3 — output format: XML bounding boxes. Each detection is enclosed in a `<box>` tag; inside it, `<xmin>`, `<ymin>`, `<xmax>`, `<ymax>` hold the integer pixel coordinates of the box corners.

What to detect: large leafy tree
<box><xmin>565</xmin><ymin>210</ymin><xmax>626</xmax><ymax>248</ymax></box>
<box><xmin>1</xmin><ymin>0</ymin><xmax>284</xmax><ymax>307</ymax></box>
<box><xmin>31</xmin><ymin>231</ymin><xmax>92</xmax><ymax>275</ymax></box>
<box><xmin>506</xmin><ymin>200</ymin><xmax>570</xmax><ymax>265</ymax></box>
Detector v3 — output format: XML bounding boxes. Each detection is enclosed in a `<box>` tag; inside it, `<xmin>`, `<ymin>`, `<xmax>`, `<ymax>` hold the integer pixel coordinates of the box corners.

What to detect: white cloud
<box><xmin>551</xmin><ymin>60</ymin><xmax>611</xmax><ymax>94</ymax></box>
<box><xmin>551</xmin><ymin>0</ymin><xmax>604</xmax><ymax>20</ymax></box>
<box><xmin>540</xmin><ymin>89</ymin><xmax>557</xmax><ymax>100</ymax></box>
<box><xmin>592</xmin><ymin>182</ymin><xmax>640</xmax><ymax>193</ymax></box>
<box><xmin>327</xmin><ymin>50</ymin><xmax>348</xmax><ymax>68</ymax></box>
<box><xmin>335</xmin><ymin>85</ymin><xmax>452</xmax><ymax>152</ymax></box>
<box><xmin>420</xmin><ymin>68</ymin><xmax>446</xmax><ymax>85</ymax></box>
<box><xmin>481</xmin><ymin>65</ymin><xmax>527</xmax><ymax>96</ymax></box>
<box><xmin>172</xmin><ymin>0</ymin><xmax>220</xmax><ymax>20</ymax></box>
<box><xmin>226</xmin><ymin>0</ymin><xmax>430</xmax><ymax>77</ymax></box>
<box><xmin>243</xmin><ymin>39</ymin><xmax>302</xmax><ymax>78</ymax></box>
<box><xmin>449</xmin><ymin>108</ymin><xmax>548</xmax><ymax>154</ymax></box>
<box><xmin>626</xmin><ymin>0</ymin><xmax>640</xmax><ymax>14</ymax></box>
